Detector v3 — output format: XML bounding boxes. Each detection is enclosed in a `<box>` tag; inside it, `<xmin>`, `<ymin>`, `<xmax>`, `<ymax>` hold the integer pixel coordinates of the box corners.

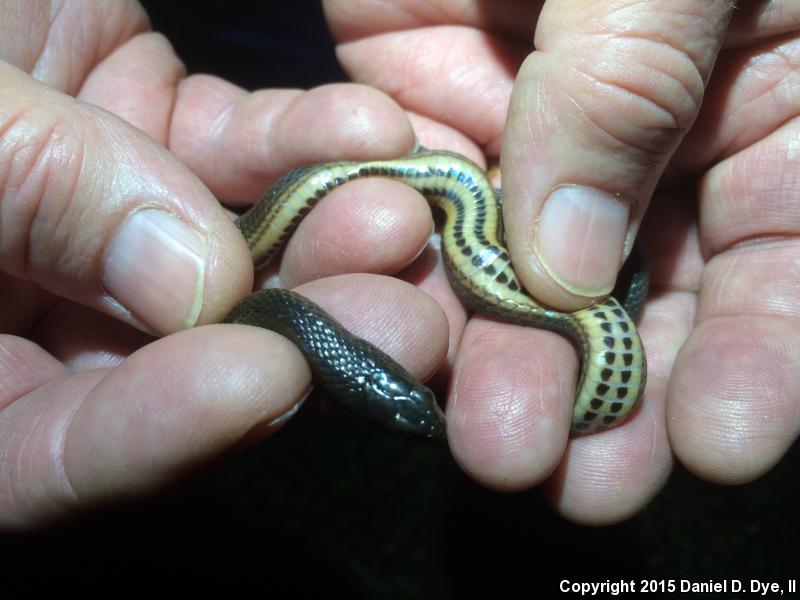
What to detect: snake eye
<box><xmin>367</xmin><ymin>371</ymin><xmax>408</xmax><ymax>399</ymax></box>
<box><xmin>363</xmin><ymin>371</ymin><xmax>444</xmax><ymax>437</ymax></box>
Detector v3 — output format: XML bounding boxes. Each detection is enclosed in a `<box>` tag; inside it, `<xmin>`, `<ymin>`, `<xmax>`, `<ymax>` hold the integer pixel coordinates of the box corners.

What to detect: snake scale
<box><xmin>223</xmin><ymin>148</ymin><xmax>647</xmax><ymax>438</ymax></box>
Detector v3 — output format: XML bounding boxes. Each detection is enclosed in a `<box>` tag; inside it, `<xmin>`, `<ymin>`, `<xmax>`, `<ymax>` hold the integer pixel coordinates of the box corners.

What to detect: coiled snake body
<box><xmin>224</xmin><ymin>148</ymin><xmax>647</xmax><ymax>438</ymax></box>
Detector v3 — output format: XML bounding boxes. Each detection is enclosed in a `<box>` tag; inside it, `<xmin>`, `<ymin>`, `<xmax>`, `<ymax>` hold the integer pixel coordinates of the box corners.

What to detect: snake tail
<box><xmin>570</xmin><ymin>298</ymin><xmax>646</xmax><ymax>431</ymax></box>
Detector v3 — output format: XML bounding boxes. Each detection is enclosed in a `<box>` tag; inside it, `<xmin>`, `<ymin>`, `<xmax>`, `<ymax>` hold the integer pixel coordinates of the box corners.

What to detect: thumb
<box><xmin>502</xmin><ymin>1</ymin><xmax>734</xmax><ymax>310</ymax></box>
<box><xmin>0</xmin><ymin>61</ymin><xmax>252</xmax><ymax>333</ymax></box>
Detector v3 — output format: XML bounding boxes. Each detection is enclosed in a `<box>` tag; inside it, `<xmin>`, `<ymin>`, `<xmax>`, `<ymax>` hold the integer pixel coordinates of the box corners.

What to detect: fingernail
<box><xmin>103</xmin><ymin>209</ymin><xmax>207</xmax><ymax>332</ymax></box>
<box><xmin>266</xmin><ymin>389</ymin><xmax>310</xmax><ymax>431</ymax></box>
<box><xmin>534</xmin><ymin>185</ymin><xmax>629</xmax><ymax>297</ymax></box>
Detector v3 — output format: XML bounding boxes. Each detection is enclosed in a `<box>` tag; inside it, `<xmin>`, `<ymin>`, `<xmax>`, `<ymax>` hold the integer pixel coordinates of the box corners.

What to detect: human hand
<box><xmin>323</xmin><ymin>0</ymin><xmax>800</xmax><ymax>523</ymax></box>
<box><xmin>0</xmin><ymin>0</ymin><xmax>449</xmax><ymax>528</ymax></box>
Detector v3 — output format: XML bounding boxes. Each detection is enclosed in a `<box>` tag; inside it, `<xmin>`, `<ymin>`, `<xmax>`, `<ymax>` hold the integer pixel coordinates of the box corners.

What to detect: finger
<box><xmin>33</xmin><ymin>300</ymin><xmax>152</xmax><ymax>372</ymax></box>
<box><xmin>324</xmin><ymin>0</ymin><xmax>799</xmax><ymax>50</ymax></box>
<box><xmin>668</xmin><ymin>120</ymin><xmax>800</xmax><ymax>483</ymax></box>
<box><xmin>670</xmin><ymin>315</ymin><xmax>800</xmax><ymax>483</ymax></box>
<box><xmin>502</xmin><ymin>0</ymin><xmax>735</xmax><ymax>310</ymax></box>
<box><xmin>0</xmin><ymin>0</ymin><xmax>149</xmax><ymax>94</ymax></box>
<box><xmin>323</xmin><ymin>0</ymin><xmax>544</xmax><ymax>43</ymax></box>
<box><xmin>543</xmin><ymin>291</ymin><xmax>689</xmax><ymax>524</ymax></box>
<box><xmin>295</xmin><ymin>274</ymin><xmax>449</xmax><ymax>380</ymax></box>
<box><xmin>638</xmin><ymin>191</ymin><xmax>705</xmax><ymax>294</ymax></box>
<box><xmin>278</xmin><ymin>179</ymin><xmax>432</xmax><ymax>288</ymax></box>
<box><xmin>539</xmin><ymin>193</ymin><xmax>701</xmax><ymax>523</ymax></box>
<box><xmin>448</xmin><ymin>194</ymin><xmax>697</xmax><ymax>515</ymax></box>
<box><xmin>406</xmin><ymin>111</ymin><xmax>486</xmax><ymax>165</ymax></box>
<box><xmin>332</xmin><ymin>25</ymin><xmax>524</xmax><ymax>155</ymax></box>
<box><xmin>398</xmin><ymin>236</ymin><xmax>469</xmax><ymax>390</ymax></box>
<box><xmin>169</xmin><ymin>77</ymin><xmax>416</xmax><ymax>203</ymax></box>
<box><xmin>77</xmin><ymin>32</ymin><xmax>186</xmax><ymax>143</ymax></box>
<box><xmin>325</xmin><ymin>0</ymin><xmax>799</xmax><ymax>159</ymax></box>
<box><xmin>673</xmin><ymin>34</ymin><xmax>800</xmax><ymax>176</ymax></box>
<box><xmin>447</xmin><ymin>317</ymin><xmax>577</xmax><ymax>491</ymax></box>
<box><xmin>0</xmin><ymin>334</ymin><xmax>67</xmax><ymax>411</ymax></box>
<box><xmin>0</xmin><ymin>61</ymin><xmax>252</xmax><ymax>334</ymax></box>
<box><xmin>725</xmin><ymin>1</ymin><xmax>800</xmax><ymax>48</ymax></box>
<box><xmin>0</xmin><ymin>274</ymin><xmax>447</xmax><ymax>528</ymax></box>
<box><xmin>270</xmin><ymin>111</ymin><xmax>486</xmax><ymax>287</ymax></box>
<box><xmin>0</xmin><ymin>325</ymin><xmax>308</xmax><ymax>529</ymax></box>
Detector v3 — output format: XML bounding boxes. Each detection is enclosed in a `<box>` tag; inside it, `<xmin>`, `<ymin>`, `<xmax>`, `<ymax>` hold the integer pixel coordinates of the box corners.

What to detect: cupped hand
<box><xmin>324</xmin><ymin>0</ymin><xmax>800</xmax><ymax>523</ymax></box>
<box><xmin>0</xmin><ymin>0</ymin><xmax>449</xmax><ymax>528</ymax></box>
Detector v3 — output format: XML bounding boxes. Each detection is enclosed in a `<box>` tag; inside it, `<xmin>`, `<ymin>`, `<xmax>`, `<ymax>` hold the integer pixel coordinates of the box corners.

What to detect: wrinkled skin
<box><xmin>0</xmin><ymin>1</ymin><xmax>447</xmax><ymax>528</ymax></box>
<box><xmin>0</xmin><ymin>0</ymin><xmax>799</xmax><ymax>528</ymax></box>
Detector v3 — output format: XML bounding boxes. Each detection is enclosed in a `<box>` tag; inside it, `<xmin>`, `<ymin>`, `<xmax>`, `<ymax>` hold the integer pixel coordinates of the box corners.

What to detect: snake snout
<box><xmin>365</xmin><ymin>371</ymin><xmax>446</xmax><ymax>438</ymax></box>
<box><xmin>403</xmin><ymin>388</ymin><xmax>446</xmax><ymax>439</ymax></box>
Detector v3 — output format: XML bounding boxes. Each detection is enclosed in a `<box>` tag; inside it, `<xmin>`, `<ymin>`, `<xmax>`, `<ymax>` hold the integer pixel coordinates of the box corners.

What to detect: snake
<box><xmin>223</xmin><ymin>148</ymin><xmax>647</xmax><ymax>438</ymax></box>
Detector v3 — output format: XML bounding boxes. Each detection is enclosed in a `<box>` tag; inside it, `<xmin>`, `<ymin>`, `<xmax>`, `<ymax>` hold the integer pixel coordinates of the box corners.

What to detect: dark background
<box><xmin>3</xmin><ymin>2</ymin><xmax>798</xmax><ymax>597</ymax></box>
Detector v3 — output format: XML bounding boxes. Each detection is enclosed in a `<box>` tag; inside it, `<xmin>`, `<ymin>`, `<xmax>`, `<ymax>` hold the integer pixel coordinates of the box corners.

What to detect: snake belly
<box><xmin>230</xmin><ymin>149</ymin><xmax>647</xmax><ymax>435</ymax></box>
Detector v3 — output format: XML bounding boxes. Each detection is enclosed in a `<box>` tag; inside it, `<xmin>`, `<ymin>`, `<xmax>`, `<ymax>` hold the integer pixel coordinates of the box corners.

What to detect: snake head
<box><xmin>358</xmin><ymin>370</ymin><xmax>446</xmax><ymax>439</ymax></box>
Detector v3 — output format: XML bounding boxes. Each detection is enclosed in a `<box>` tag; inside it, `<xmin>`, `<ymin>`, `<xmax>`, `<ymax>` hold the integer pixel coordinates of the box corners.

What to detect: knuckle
<box><xmin>567</xmin><ymin>35</ymin><xmax>705</xmax><ymax>161</ymax></box>
<box><xmin>0</xmin><ymin>104</ymin><xmax>87</xmax><ymax>278</ymax></box>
